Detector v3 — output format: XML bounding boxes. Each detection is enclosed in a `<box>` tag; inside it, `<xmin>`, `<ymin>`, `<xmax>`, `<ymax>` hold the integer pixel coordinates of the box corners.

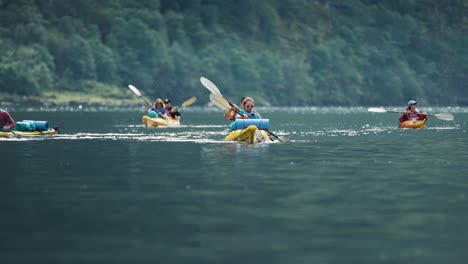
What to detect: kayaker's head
<box><xmin>154</xmin><ymin>98</ymin><xmax>165</xmax><ymax>109</ymax></box>
<box><xmin>240</xmin><ymin>96</ymin><xmax>248</xmax><ymax>106</ymax></box>
<box><xmin>163</xmin><ymin>99</ymin><xmax>172</xmax><ymax>108</ymax></box>
<box><xmin>242</xmin><ymin>97</ymin><xmax>255</xmax><ymax>113</ymax></box>
<box><xmin>407</xmin><ymin>100</ymin><xmax>417</xmax><ymax>110</ymax></box>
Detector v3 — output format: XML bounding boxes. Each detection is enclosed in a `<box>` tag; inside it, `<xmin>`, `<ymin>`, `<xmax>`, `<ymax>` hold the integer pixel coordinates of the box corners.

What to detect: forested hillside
<box><xmin>1</xmin><ymin>0</ymin><xmax>467</xmax><ymax>106</ymax></box>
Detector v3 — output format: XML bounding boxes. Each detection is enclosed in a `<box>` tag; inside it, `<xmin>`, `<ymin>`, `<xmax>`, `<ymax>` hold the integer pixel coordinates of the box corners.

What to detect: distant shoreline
<box><xmin>1</xmin><ymin>93</ymin><xmax>142</xmax><ymax>109</ymax></box>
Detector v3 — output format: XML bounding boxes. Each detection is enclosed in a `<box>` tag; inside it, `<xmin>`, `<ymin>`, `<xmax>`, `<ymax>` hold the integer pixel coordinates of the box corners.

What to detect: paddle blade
<box><xmin>368</xmin><ymin>107</ymin><xmax>388</xmax><ymax>113</ymax></box>
<box><xmin>200</xmin><ymin>77</ymin><xmax>222</xmax><ymax>95</ymax></box>
<box><xmin>182</xmin><ymin>97</ymin><xmax>197</xmax><ymax>107</ymax></box>
<box><xmin>128</xmin><ymin>85</ymin><xmax>142</xmax><ymax>96</ymax></box>
<box><xmin>209</xmin><ymin>93</ymin><xmax>230</xmax><ymax>109</ymax></box>
<box><xmin>434</xmin><ymin>112</ymin><xmax>454</xmax><ymax>121</ymax></box>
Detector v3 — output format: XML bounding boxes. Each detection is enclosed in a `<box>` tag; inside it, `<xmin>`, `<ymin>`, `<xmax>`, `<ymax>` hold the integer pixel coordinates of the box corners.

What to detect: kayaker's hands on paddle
<box><xmin>230</xmin><ymin>104</ymin><xmax>249</xmax><ymax>119</ymax></box>
<box><xmin>169</xmin><ymin>109</ymin><xmax>179</xmax><ymax>115</ymax></box>
<box><xmin>224</xmin><ymin>104</ymin><xmax>245</xmax><ymax>120</ymax></box>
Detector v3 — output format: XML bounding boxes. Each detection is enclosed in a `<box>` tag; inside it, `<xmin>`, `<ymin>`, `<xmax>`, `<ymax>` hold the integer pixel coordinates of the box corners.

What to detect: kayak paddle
<box><xmin>7</xmin><ymin>129</ymin><xmax>19</xmax><ymax>136</ymax></box>
<box><xmin>128</xmin><ymin>84</ymin><xmax>153</xmax><ymax>107</ymax></box>
<box><xmin>200</xmin><ymin>77</ymin><xmax>239</xmax><ymax>110</ymax></box>
<box><xmin>368</xmin><ymin>107</ymin><xmax>454</xmax><ymax>121</ymax></box>
<box><xmin>128</xmin><ymin>84</ymin><xmax>167</xmax><ymax>119</ymax></box>
<box><xmin>200</xmin><ymin>77</ymin><xmax>222</xmax><ymax>95</ymax></box>
<box><xmin>173</xmin><ymin>97</ymin><xmax>197</xmax><ymax>111</ymax></box>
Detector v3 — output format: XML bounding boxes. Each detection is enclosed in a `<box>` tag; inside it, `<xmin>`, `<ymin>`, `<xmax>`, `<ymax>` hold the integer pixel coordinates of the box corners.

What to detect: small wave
<box><xmin>426</xmin><ymin>126</ymin><xmax>459</xmax><ymax>130</ymax></box>
<box><xmin>27</xmin><ymin>131</ymin><xmax>230</xmax><ymax>144</ymax></box>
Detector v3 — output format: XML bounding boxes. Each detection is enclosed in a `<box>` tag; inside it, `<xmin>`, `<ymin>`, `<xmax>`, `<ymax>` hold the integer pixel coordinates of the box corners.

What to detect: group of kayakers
<box><xmin>141</xmin><ymin>94</ymin><xmax>265</xmax><ymax>127</ymax></box>
<box><xmin>1</xmin><ymin>98</ymin><xmax>428</xmax><ymax>133</ymax></box>
<box><xmin>223</xmin><ymin>97</ymin><xmax>428</xmax><ymax>125</ymax></box>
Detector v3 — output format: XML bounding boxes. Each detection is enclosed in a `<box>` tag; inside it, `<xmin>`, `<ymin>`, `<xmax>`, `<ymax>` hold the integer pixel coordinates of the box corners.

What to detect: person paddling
<box><xmin>400</xmin><ymin>100</ymin><xmax>427</xmax><ymax>123</ymax></box>
<box><xmin>145</xmin><ymin>98</ymin><xmax>167</xmax><ymax>118</ymax></box>
<box><xmin>163</xmin><ymin>99</ymin><xmax>181</xmax><ymax>119</ymax></box>
<box><xmin>235</xmin><ymin>97</ymin><xmax>262</xmax><ymax>119</ymax></box>
<box><xmin>224</xmin><ymin>96</ymin><xmax>262</xmax><ymax>120</ymax></box>
<box><xmin>0</xmin><ymin>108</ymin><xmax>16</xmax><ymax>131</ymax></box>
<box><xmin>224</xmin><ymin>96</ymin><xmax>246</xmax><ymax>121</ymax></box>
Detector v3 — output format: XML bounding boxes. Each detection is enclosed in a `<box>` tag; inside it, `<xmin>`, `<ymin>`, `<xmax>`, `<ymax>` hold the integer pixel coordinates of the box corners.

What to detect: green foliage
<box><xmin>0</xmin><ymin>42</ymin><xmax>54</xmax><ymax>95</ymax></box>
<box><xmin>0</xmin><ymin>0</ymin><xmax>466</xmax><ymax>105</ymax></box>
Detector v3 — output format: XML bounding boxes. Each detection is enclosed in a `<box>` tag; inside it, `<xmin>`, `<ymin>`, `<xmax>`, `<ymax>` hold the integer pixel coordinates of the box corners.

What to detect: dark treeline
<box><xmin>0</xmin><ymin>0</ymin><xmax>467</xmax><ymax>106</ymax></box>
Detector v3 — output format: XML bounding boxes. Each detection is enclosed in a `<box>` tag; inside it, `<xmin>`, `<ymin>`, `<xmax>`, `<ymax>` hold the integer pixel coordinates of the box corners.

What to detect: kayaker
<box><xmin>0</xmin><ymin>108</ymin><xmax>16</xmax><ymax>131</ymax></box>
<box><xmin>399</xmin><ymin>100</ymin><xmax>427</xmax><ymax>123</ymax></box>
<box><xmin>235</xmin><ymin>97</ymin><xmax>262</xmax><ymax>119</ymax></box>
<box><xmin>224</xmin><ymin>96</ymin><xmax>247</xmax><ymax>121</ymax></box>
<box><xmin>145</xmin><ymin>98</ymin><xmax>167</xmax><ymax>118</ymax></box>
<box><xmin>163</xmin><ymin>99</ymin><xmax>181</xmax><ymax>119</ymax></box>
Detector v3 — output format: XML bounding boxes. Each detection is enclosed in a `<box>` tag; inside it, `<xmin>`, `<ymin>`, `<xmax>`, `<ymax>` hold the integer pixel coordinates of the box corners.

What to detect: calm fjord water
<box><xmin>1</xmin><ymin>107</ymin><xmax>467</xmax><ymax>264</ymax></box>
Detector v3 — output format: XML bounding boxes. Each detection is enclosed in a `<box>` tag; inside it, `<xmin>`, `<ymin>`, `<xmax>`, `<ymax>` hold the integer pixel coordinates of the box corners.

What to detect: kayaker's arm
<box><xmin>399</xmin><ymin>111</ymin><xmax>408</xmax><ymax>123</ymax></box>
<box><xmin>225</xmin><ymin>105</ymin><xmax>247</xmax><ymax>120</ymax></box>
<box><xmin>144</xmin><ymin>105</ymin><xmax>152</xmax><ymax>114</ymax></box>
<box><xmin>0</xmin><ymin>110</ymin><xmax>16</xmax><ymax>130</ymax></box>
<box><xmin>169</xmin><ymin>109</ymin><xmax>181</xmax><ymax>117</ymax></box>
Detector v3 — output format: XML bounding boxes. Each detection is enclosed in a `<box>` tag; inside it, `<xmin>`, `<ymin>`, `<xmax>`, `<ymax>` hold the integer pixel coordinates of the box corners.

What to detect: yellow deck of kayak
<box><xmin>225</xmin><ymin>125</ymin><xmax>272</xmax><ymax>144</ymax></box>
<box><xmin>142</xmin><ymin>115</ymin><xmax>180</xmax><ymax>128</ymax></box>
<box><xmin>0</xmin><ymin>128</ymin><xmax>58</xmax><ymax>137</ymax></box>
<box><xmin>399</xmin><ymin>119</ymin><xmax>427</xmax><ymax>129</ymax></box>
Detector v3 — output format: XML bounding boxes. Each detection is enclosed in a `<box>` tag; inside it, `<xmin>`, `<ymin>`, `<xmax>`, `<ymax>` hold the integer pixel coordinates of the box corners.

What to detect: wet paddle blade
<box><xmin>128</xmin><ymin>85</ymin><xmax>142</xmax><ymax>96</ymax></box>
<box><xmin>209</xmin><ymin>93</ymin><xmax>230</xmax><ymax>109</ymax></box>
<box><xmin>128</xmin><ymin>84</ymin><xmax>153</xmax><ymax>107</ymax></box>
<box><xmin>434</xmin><ymin>112</ymin><xmax>454</xmax><ymax>121</ymax></box>
<box><xmin>200</xmin><ymin>77</ymin><xmax>222</xmax><ymax>95</ymax></box>
<box><xmin>182</xmin><ymin>97</ymin><xmax>197</xmax><ymax>107</ymax></box>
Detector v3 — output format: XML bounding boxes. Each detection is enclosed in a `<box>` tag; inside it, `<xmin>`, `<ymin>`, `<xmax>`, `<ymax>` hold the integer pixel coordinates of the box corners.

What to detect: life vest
<box><xmin>236</xmin><ymin>109</ymin><xmax>261</xmax><ymax>119</ymax></box>
<box><xmin>400</xmin><ymin>109</ymin><xmax>426</xmax><ymax>123</ymax></box>
<box><xmin>149</xmin><ymin>108</ymin><xmax>166</xmax><ymax>118</ymax></box>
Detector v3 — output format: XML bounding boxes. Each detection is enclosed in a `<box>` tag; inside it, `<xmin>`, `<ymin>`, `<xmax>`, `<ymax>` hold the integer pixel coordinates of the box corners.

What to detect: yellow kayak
<box><xmin>399</xmin><ymin>119</ymin><xmax>427</xmax><ymax>129</ymax></box>
<box><xmin>0</xmin><ymin>128</ymin><xmax>58</xmax><ymax>138</ymax></box>
<box><xmin>225</xmin><ymin>125</ymin><xmax>272</xmax><ymax>144</ymax></box>
<box><xmin>142</xmin><ymin>115</ymin><xmax>180</xmax><ymax>128</ymax></box>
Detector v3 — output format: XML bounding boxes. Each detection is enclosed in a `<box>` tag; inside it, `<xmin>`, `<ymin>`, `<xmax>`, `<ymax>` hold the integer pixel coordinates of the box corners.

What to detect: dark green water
<box><xmin>1</xmin><ymin>107</ymin><xmax>467</xmax><ymax>264</ymax></box>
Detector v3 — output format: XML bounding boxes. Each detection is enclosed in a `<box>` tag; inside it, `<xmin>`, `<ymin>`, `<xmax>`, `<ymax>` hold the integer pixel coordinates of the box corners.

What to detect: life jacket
<box><xmin>236</xmin><ymin>109</ymin><xmax>261</xmax><ymax>119</ymax></box>
<box><xmin>150</xmin><ymin>108</ymin><xmax>166</xmax><ymax>118</ymax></box>
<box><xmin>400</xmin><ymin>109</ymin><xmax>427</xmax><ymax>123</ymax></box>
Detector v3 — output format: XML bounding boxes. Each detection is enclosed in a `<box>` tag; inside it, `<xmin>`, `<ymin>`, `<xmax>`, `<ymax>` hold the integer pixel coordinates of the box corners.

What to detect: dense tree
<box><xmin>0</xmin><ymin>43</ymin><xmax>54</xmax><ymax>95</ymax></box>
<box><xmin>0</xmin><ymin>0</ymin><xmax>466</xmax><ymax>105</ymax></box>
